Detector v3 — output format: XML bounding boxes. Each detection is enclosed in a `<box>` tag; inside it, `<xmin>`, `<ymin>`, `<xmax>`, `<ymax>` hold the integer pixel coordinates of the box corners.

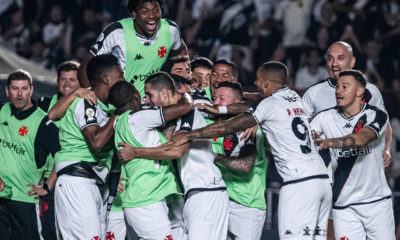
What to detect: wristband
<box><xmin>218</xmin><ymin>106</ymin><xmax>228</xmax><ymax>114</ymax></box>
<box><xmin>43</xmin><ymin>183</ymin><xmax>50</xmax><ymax>192</ymax></box>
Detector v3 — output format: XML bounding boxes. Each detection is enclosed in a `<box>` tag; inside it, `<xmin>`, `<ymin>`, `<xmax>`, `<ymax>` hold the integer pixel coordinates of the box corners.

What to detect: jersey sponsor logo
<box><xmin>283</xmin><ymin>96</ymin><xmax>298</xmax><ymax>102</ymax></box>
<box><xmin>18</xmin><ymin>126</ymin><xmax>28</xmax><ymax>136</ymax></box>
<box><xmin>106</xmin><ymin>232</ymin><xmax>115</xmax><ymax>240</ymax></box>
<box><xmin>158</xmin><ymin>46</ymin><xmax>167</xmax><ymax>58</ymax></box>
<box><xmin>2</xmin><ymin>121</ymin><xmax>8</xmax><ymax>126</ymax></box>
<box><xmin>332</xmin><ymin>146</ymin><xmax>372</xmax><ymax>158</ymax></box>
<box><xmin>343</xmin><ymin>122</ymin><xmax>352</xmax><ymax>128</ymax></box>
<box><xmin>134</xmin><ymin>54</ymin><xmax>144</xmax><ymax>61</ymax></box>
<box><xmin>0</xmin><ymin>138</ymin><xmax>26</xmax><ymax>155</ymax></box>
<box><xmin>130</xmin><ymin>68</ymin><xmax>160</xmax><ymax>83</ymax></box>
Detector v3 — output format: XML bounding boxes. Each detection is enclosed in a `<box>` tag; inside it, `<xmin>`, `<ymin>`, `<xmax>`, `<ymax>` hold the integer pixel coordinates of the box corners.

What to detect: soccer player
<box><xmin>36</xmin><ymin>60</ymin><xmax>93</xmax><ymax>240</ymax></box>
<box><xmin>211</xmin><ymin>81</ymin><xmax>268</xmax><ymax>240</ymax></box>
<box><xmin>310</xmin><ymin>70</ymin><xmax>395</xmax><ymax>239</ymax></box>
<box><xmin>301</xmin><ymin>41</ymin><xmax>393</xmax><ymax>239</ymax></box>
<box><xmin>53</xmin><ymin>54</ymin><xmax>123</xmax><ymax>239</ymax></box>
<box><xmin>0</xmin><ymin>70</ymin><xmax>60</xmax><ymax>239</ymax></box>
<box><xmin>210</xmin><ymin>59</ymin><xmax>239</xmax><ymax>97</ymax></box>
<box><xmin>110</xmin><ymin>74</ymin><xmax>194</xmax><ymax>239</ymax></box>
<box><xmin>302</xmin><ymin>41</ymin><xmax>392</xmax><ymax>167</ymax></box>
<box><xmin>117</xmin><ymin>73</ymin><xmax>229</xmax><ymax>239</ymax></box>
<box><xmin>168</xmin><ymin>61</ymin><xmax>332</xmax><ymax>239</ymax></box>
<box><xmin>162</xmin><ymin>55</ymin><xmax>192</xmax><ymax>80</ymax></box>
<box><xmin>78</xmin><ymin>0</ymin><xmax>188</xmax><ymax>97</ymax></box>
<box><xmin>191</xmin><ymin>57</ymin><xmax>213</xmax><ymax>90</ymax></box>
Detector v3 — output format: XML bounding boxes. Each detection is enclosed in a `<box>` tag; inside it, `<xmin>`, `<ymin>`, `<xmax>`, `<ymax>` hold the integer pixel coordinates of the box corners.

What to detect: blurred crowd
<box><xmin>1</xmin><ymin>0</ymin><xmax>399</xmax><ymax>92</ymax></box>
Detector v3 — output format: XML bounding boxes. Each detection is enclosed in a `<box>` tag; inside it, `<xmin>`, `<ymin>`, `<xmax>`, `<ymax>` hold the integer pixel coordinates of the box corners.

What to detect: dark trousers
<box><xmin>0</xmin><ymin>197</ymin><xmax>41</xmax><ymax>240</ymax></box>
<box><xmin>40</xmin><ymin>191</ymin><xmax>56</xmax><ymax>240</ymax></box>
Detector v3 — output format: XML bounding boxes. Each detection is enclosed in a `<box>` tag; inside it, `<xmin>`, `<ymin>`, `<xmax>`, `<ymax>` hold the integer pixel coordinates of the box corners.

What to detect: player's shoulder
<box><xmin>163</xmin><ymin>18</ymin><xmax>179</xmax><ymax>29</ymax></box>
<box><xmin>311</xmin><ymin>106</ymin><xmax>337</xmax><ymax>121</ymax></box>
<box><xmin>304</xmin><ymin>78</ymin><xmax>330</xmax><ymax>94</ymax></box>
<box><xmin>102</xmin><ymin>21</ymin><xmax>123</xmax><ymax>35</ymax></box>
<box><xmin>364</xmin><ymin>103</ymin><xmax>387</xmax><ymax>117</ymax></box>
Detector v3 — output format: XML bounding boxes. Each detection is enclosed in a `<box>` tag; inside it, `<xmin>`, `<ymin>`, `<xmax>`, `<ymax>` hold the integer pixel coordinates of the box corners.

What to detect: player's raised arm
<box><xmin>118</xmin><ymin>142</ymin><xmax>189</xmax><ymax>162</ymax></box>
<box><xmin>77</xmin><ymin>53</ymin><xmax>93</xmax><ymax>88</ymax></box>
<box><xmin>316</xmin><ymin>127</ymin><xmax>378</xmax><ymax>149</ymax></box>
<box><xmin>161</xmin><ymin>92</ymin><xmax>193</xmax><ymax>122</ymax></box>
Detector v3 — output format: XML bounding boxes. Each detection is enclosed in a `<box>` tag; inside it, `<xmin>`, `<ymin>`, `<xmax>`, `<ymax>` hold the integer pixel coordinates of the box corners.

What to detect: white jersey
<box><xmin>175</xmin><ymin>108</ymin><xmax>225</xmax><ymax>194</ymax></box>
<box><xmin>310</xmin><ymin>104</ymin><xmax>391</xmax><ymax>208</ymax></box>
<box><xmin>302</xmin><ymin>78</ymin><xmax>386</xmax><ymax>117</ymax></box>
<box><xmin>248</xmin><ymin>87</ymin><xmax>327</xmax><ymax>183</ymax></box>
<box><xmin>126</xmin><ymin>107</ymin><xmax>166</xmax><ymax>147</ymax></box>
<box><xmin>90</xmin><ymin>18</ymin><xmax>182</xmax><ymax>71</ymax></box>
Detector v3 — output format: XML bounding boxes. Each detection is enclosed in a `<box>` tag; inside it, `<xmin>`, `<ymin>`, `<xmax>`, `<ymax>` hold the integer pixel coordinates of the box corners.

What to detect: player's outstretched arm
<box><xmin>162</xmin><ymin>92</ymin><xmax>194</xmax><ymax>122</ymax></box>
<box><xmin>167</xmin><ymin>113</ymin><xmax>257</xmax><ymax>149</ymax></box>
<box><xmin>118</xmin><ymin>142</ymin><xmax>189</xmax><ymax>161</ymax></box>
<box><xmin>215</xmin><ymin>144</ymin><xmax>257</xmax><ymax>173</ymax></box>
<box><xmin>315</xmin><ymin>127</ymin><xmax>378</xmax><ymax>149</ymax></box>
<box><xmin>196</xmin><ymin>102</ymin><xmax>253</xmax><ymax>116</ymax></box>
<box><xmin>48</xmin><ymin>88</ymin><xmax>96</xmax><ymax>121</ymax></box>
<box><xmin>82</xmin><ymin>114</ymin><xmax>117</xmax><ymax>152</ymax></box>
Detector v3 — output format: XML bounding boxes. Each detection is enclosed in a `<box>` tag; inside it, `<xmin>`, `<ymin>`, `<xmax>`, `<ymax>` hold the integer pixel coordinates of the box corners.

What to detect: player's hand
<box><xmin>117</xmin><ymin>178</ymin><xmax>126</xmax><ymax>193</ymax></box>
<box><xmin>195</xmin><ymin>103</ymin><xmax>219</xmax><ymax>115</ymax></box>
<box><xmin>0</xmin><ymin>178</ymin><xmax>4</xmax><ymax>192</ymax></box>
<box><xmin>27</xmin><ymin>184</ymin><xmax>48</xmax><ymax>199</ymax></box>
<box><xmin>382</xmin><ymin>150</ymin><xmax>391</xmax><ymax>167</ymax></box>
<box><xmin>239</xmin><ymin>125</ymin><xmax>258</xmax><ymax>142</ymax></box>
<box><xmin>165</xmin><ymin>132</ymin><xmax>190</xmax><ymax>150</ymax></box>
<box><xmin>118</xmin><ymin>142</ymin><xmax>139</xmax><ymax>162</ymax></box>
<box><xmin>75</xmin><ymin>88</ymin><xmax>97</xmax><ymax>105</ymax></box>
<box><xmin>312</xmin><ymin>130</ymin><xmax>329</xmax><ymax>149</ymax></box>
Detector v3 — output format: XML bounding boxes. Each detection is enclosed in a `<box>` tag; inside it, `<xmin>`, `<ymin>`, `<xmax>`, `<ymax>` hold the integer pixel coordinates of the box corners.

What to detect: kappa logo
<box><xmin>134</xmin><ymin>54</ymin><xmax>144</xmax><ymax>61</ymax></box>
<box><xmin>344</xmin><ymin>122</ymin><xmax>352</xmax><ymax>128</ymax></box>
<box><xmin>303</xmin><ymin>226</ymin><xmax>311</xmax><ymax>236</ymax></box>
<box><xmin>182</xmin><ymin>122</ymin><xmax>191</xmax><ymax>128</ymax></box>
<box><xmin>314</xmin><ymin>226</ymin><xmax>321</xmax><ymax>236</ymax></box>
<box><xmin>284</xmin><ymin>230</ymin><xmax>293</xmax><ymax>235</ymax></box>
<box><xmin>372</xmin><ymin>122</ymin><xmax>380</xmax><ymax>129</ymax></box>
<box><xmin>2</xmin><ymin>121</ymin><xmax>8</xmax><ymax>126</ymax></box>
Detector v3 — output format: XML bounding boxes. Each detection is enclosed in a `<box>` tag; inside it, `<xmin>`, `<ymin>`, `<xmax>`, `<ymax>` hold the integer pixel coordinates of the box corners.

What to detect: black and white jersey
<box><xmin>248</xmin><ymin>88</ymin><xmax>327</xmax><ymax>183</ymax></box>
<box><xmin>89</xmin><ymin>18</ymin><xmax>182</xmax><ymax>71</ymax></box>
<box><xmin>310</xmin><ymin>104</ymin><xmax>391</xmax><ymax>208</ymax></box>
<box><xmin>302</xmin><ymin>78</ymin><xmax>386</xmax><ymax>117</ymax></box>
<box><xmin>176</xmin><ymin>108</ymin><xmax>225</xmax><ymax>193</ymax></box>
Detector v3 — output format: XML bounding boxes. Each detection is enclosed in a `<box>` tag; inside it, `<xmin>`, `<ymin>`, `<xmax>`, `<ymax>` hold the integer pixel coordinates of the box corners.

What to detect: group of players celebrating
<box><xmin>0</xmin><ymin>0</ymin><xmax>396</xmax><ymax>240</ymax></box>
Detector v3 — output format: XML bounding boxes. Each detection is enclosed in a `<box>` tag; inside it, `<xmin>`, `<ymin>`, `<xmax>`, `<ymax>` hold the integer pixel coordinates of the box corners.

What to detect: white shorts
<box><xmin>227</xmin><ymin>200</ymin><xmax>266</xmax><ymax>240</ymax></box>
<box><xmin>124</xmin><ymin>199</ymin><xmax>172</xmax><ymax>239</ymax></box>
<box><xmin>333</xmin><ymin>198</ymin><xmax>395</xmax><ymax>240</ymax></box>
<box><xmin>183</xmin><ymin>190</ymin><xmax>229</xmax><ymax>240</ymax></box>
<box><xmin>167</xmin><ymin>197</ymin><xmax>187</xmax><ymax>240</ymax></box>
<box><xmin>55</xmin><ymin>175</ymin><xmax>106</xmax><ymax>240</ymax></box>
<box><xmin>278</xmin><ymin>178</ymin><xmax>332</xmax><ymax>240</ymax></box>
<box><xmin>106</xmin><ymin>211</ymin><xmax>138</xmax><ymax>240</ymax></box>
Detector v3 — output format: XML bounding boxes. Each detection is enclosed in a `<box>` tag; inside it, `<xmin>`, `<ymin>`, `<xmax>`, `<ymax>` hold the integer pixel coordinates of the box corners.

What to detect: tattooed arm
<box><xmin>215</xmin><ymin>144</ymin><xmax>257</xmax><ymax>173</ymax></box>
<box><xmin>167</xmin><ymin>113</ymin><xmax>257</xmax><ymax>149</ymax></box>
<box><xmin>196</xmin><ymin>102</ymin><xmax>253</xmax><ymax>116</ymax></box>
<box><xmin>315</xmin><ymin>127</ymin><xmax>378</xmax><ymax>149</ymax></box>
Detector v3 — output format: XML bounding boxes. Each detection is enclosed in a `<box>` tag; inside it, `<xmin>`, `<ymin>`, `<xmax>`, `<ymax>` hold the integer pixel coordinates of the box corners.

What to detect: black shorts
<box><xmin>0</xmin><ymin>197</ymin><xmax>41</xmax><ymax>240</ymax></box>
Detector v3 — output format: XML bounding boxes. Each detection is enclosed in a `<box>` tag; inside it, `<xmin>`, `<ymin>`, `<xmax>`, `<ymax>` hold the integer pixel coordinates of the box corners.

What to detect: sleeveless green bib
<box><xmin>114</xmin><ymin>111</ymin><xmax>178</xmax><ymax>208</ymax></box>
<box><xmin>0</xmin><ymin>103</ymin><xmax>47</xmax><ymax>203</ymax></box>
<box><xmin>119</xmin><ymin>18</ymin><xmax>172</xmax><ymax>98</ymax></box>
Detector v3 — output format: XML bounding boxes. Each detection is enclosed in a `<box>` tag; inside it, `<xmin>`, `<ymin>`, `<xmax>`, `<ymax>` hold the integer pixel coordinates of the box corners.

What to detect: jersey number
<box><xmin>291</xmin><ymin>117</ymin><xmax>312</xmax><ymax>154</ymax></box>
